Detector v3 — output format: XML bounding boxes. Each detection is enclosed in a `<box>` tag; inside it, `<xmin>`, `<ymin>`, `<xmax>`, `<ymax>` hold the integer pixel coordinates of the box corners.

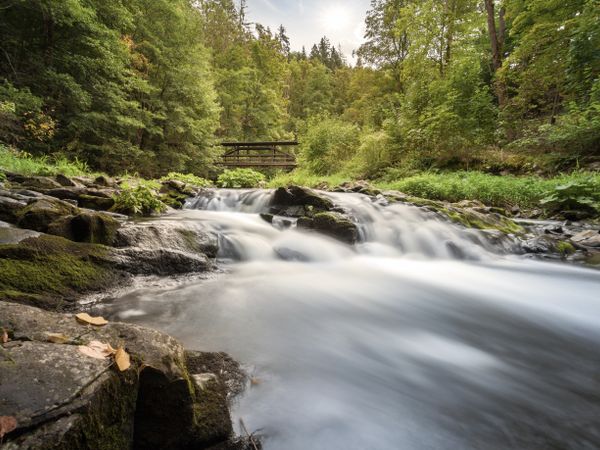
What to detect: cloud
<box><xmin>258</xmin><ymin>0</ymin><xmax>279</xmax><ymax>12</ymax></box>
<box><xmin>298</xmin><ymin>0</ymin><xmax>305</xmax><ymax>15</ymax></box>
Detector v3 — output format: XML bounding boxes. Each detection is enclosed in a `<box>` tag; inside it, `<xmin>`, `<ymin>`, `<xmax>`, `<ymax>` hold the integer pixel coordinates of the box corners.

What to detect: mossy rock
<box><xmin>0</xmin><ymin>234</ymin><xmax>124</xmax><ymax>309</ymax></box>
<box><xmin>406</xmin><ymin>196</ymin><xmax>524</xmax><ymax>235</ymax></box>
<box><xmin>16</xmin><ymin>197</ymin><xmax>79</xmax><ymax>233</ymax></box>
<box><xmin>47</xmin><ymin>212</ymin><xmax>121</xmax><ymax>245</ymax></box>
<box><xmin>298</xmin><ymin>211</ymin><xmax>359</xmax><ymax>244</ymax></box>
<box><xmin>272</xmin><ymin>185</ymin><xmax>334</xmax><ymax>211</ymax></box>
<box><xmin>77</xmin><ymin>193</ymin><xmax>116</xmax><ymax>211</ymax></box>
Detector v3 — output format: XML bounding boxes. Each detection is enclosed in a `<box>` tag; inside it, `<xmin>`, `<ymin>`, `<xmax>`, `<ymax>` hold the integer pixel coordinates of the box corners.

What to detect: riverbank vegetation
<box><xmin>0</xmin><ymin>0</ymin><xmax>598</xmax><ymax>213</ymax></box>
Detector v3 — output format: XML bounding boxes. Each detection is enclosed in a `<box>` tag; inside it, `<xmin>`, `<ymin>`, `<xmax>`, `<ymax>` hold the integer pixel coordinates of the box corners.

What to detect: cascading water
<box><xmin>100</xmin><ymin>189</ymin><xmax>600</xmax><ymax>450</ymax></box>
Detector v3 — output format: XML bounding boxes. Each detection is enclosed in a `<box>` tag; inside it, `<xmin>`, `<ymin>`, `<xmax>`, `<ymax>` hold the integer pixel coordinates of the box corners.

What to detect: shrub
<box><xmin>217</xmin><ymin>168</ymin><xmax>265</xmax><ymax>188</ymax></box>
<box><xmin>345</xmin><ymin>130</ymin><xmax>395</xmax><ymax>178</ymax></box>
<box><xmin>160</xmin><ymin>172</ymin><xmax>212</xmax><ymax>187</ymax></box>
<box><xmin>111</xmin><ymin>184</ymin><xmax>166</xmax><ymax>216</ymax></box>
<box><xmin>540</xmin><ymin>178</ymin><xmax>600</xmax><ymax>216</ymax></box>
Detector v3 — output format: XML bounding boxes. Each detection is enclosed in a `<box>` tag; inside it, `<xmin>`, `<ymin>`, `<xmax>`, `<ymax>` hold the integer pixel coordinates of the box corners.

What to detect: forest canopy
<box><xmin>0</xmin><ymin>0</ymin><xmax>598</xmax><ymax>178</ymax></box>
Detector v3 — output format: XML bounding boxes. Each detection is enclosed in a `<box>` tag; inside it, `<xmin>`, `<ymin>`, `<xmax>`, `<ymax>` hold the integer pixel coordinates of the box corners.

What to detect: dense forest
<box><xmin>0</xmin><ymin>0</ymin><xmax>598</xmax><ymax>179</ymax></box>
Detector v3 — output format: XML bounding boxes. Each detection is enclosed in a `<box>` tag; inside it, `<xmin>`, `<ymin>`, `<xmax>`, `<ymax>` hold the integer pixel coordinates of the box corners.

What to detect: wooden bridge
<box><xmin>218</xmin><ymin>141</ymin><xmax>298</xmax><ymax>170</ymax></box>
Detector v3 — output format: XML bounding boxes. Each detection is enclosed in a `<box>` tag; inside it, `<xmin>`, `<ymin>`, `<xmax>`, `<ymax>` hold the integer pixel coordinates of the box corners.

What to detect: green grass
<box><xmin>0</xmin><ymin>144</ymin><xmax>97</xmax><ymax>177</ymax></box>
<box><xmin>268</xmin><ymin>170</ymin><xmax>350</xmax><ymax>189</ymax></box>
<box><xmin>376</xmin><ymin>171</ymin><xmax>600</xmax><ymax>208</ymax></box>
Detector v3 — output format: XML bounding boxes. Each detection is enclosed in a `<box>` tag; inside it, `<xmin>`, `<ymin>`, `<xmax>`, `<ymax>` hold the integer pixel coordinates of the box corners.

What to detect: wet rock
<box><xmin>93</xmin><ymin>175</ymin><xmax>117</xmax><ymax>188</ymax></box>
<box><xmin>0</xmin><ymin>195</ymin><xmax>27</xmax><ymax>223</ymax></box>
<box><xmin>0</xmin><ymin>302</ymin><xmax>237</xmax><ymax>450</ymax></box>
<box><xmin>259</xmin><ymin>213</ymin><xmax>274</xmax><ymax>224</ymax></box>
<box><xmin>160</xmin><ymin>181</ymin><xmax>195</xmax><ymax>209</ymax></box>
<box><xmin>54</xmin><ymin>174</ymin><xmax>80</xmax><ymax>187</ymax></box>
<box><xmin>16</xmin><ymin>197</ymin><xmax>79</xmax><ymax>233</ymax></box>
<box><xmin>335</xmin><ymin>181</ymin><xmax>381</xmax><ymax>196</ymax></box>
<box><xmin>44</xmin><ymin>187</ymin><xmax>86</xmax><ymax>201</ymax></box>
<box><xmin>47</xmin><ymin>211</ymin><xmax>121</xmax><ymax>245</ymax></box>
<box><xmin>19</xmin><ymin>176</ymin><xmax>62</xmax><ymax>190</ymax></box>
<box><xmin>0</xmin><ymin>221</ymin><xmax>40</xmax><ymax>245</ymax></box>
<box><xmin>571</xmin><ymin>230</ymin><xmax>600</xmax><ymax>248</ymax></box>
<box><xmin>272</xmin><ymin>185</ymin><xmax>333</xmax><ymax>211</ymax></box>
<box><xmin>77</xmin><ymin>193</ymin><xmax>115</xmax><ymax>211</ymax></box>
<box><xmin>114</xmin><ymin>222</ymin><xmax>219</xmax><ymax>257</ymax></box>
<box><xmin>298</xmin><ymin>211</ymin><xmax>359</xmax><ymax>244</ymax></box>
<box><xmin>110</xmin><ymin>247</ymin><xmax>212</xmax><ymax>275</ymax></box>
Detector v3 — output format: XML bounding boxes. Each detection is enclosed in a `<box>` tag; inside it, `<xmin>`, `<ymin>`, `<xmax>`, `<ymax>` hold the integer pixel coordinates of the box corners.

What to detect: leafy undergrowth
<box><xmin>160</xmin><ymin>172</ymin><xmax>212</xmax><ymax>188</ymax></box>
<box><xmin>111</xmin><ymin>184</ymin><xmax>167</xmax><ymax>216</ymax></box>
<box><xmin>0</xmin><ymin>144</ymin><xmax>98</xmax><ymax>177</ymax></box>
<box><xmin>378</xmin><ymin>171</ymin><xmax>600</xmax><ymax>209</ymax></box>
<box><xmin>217</xmin><ymin>168</ymin><xmax>265</xmax><ymax>188</ymax></box>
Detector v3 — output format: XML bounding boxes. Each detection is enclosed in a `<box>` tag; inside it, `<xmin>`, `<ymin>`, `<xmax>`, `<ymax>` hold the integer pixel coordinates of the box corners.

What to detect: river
<box><xmin>100</xmin><ymin>189</ymin><xmax>600</xmax><ymax>449</ymax></box>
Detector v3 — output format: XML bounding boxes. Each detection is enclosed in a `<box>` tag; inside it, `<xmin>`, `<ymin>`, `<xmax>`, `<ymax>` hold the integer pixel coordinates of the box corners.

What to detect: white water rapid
<box><xmin>101</xmin><ymin>189</ymin><xmax>600</xmax><ymax>450</ymax></box>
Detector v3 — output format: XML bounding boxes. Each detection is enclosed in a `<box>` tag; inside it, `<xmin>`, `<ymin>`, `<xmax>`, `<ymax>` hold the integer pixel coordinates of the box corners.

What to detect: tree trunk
<box><xmin>484</xmin><ymin>0</ymin><xmax>507</xmax><ymax>108</ymax></box>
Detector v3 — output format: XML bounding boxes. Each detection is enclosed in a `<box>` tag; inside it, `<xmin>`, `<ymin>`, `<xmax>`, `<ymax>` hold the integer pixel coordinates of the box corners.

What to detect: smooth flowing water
<box><xmin>101</xmin><ymin>189</ymin><xmax>600</xmax><ymax>450</ymax></box>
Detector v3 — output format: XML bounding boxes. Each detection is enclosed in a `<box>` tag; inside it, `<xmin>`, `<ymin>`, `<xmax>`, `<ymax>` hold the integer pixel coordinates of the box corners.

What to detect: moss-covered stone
<box><xmin>298</xmin><ymin>211</ymin><xmax>359</xmax><ymax>244</ymax></box>
<box><xmin>78</xmin><ymin>193</ymin><xmax>116</xmax><ymax>211</ymax></box>
<box><xmin>47</xmin><ymin>212</ymin><xmax>121</xmax><ymax>245</ymax></box>
<box><xmin>556</xmin><ymin>241</ymin><xmax>576</xmax><ymax>256</ymax></box>
<box><xmin>0</xmin><ymin>235</ymin><xmax>123</xmax><ymax>309</ymax></box>
<box><xmin>16</xmin><ymin>197</ymin><xmax>79</xmax><ymax>232</ymax></box>
<box><xmin>405</xmin><ymin>196</ymin><xmax>524</xmax><ymax>235</ymax></box>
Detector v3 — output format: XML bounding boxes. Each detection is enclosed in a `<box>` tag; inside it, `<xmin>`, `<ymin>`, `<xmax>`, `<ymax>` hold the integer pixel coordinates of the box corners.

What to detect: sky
<box><xmin>244</xmin><ymin>0</ymin><xmax>371</xmax><ymax>63</ymax></box>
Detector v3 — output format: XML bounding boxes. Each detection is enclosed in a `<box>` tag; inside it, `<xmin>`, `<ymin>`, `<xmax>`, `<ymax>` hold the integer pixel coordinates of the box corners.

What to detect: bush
<box><xmin>540</xmin><ymin>178</ymin><xmax>600</xmax><ymax>216</ymax></box>
<box><xmin>111</xmin><ymin>184</ymin><xmax>167</xmax><ymax>216</ymax></box>
<box><xmin>160</xmin><ymin>172</ymin><xmax>212</xmax><ymax>187</ymax></box>
<box><xmin>217</xmin><ymin>168</ymin><xmax>266</xmax><ymax>188</ymax></box>
<box><xmin>300</xmin><ymin>117</ymin><xmax>360</xmax><ymax>175</ymax></box>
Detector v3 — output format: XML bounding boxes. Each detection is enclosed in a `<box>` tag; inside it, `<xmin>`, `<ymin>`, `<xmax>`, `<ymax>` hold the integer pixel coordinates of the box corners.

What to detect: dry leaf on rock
<box><xmin>75</xmin><ymin>313</ymin><xmax>108</xmax><ymax>327</ymax></box>
<box><xmin>1</xmin><ymin>328</ymin><xmax>8</xmax><ymax>344</ymax></box>
<box><xmin>0</xmin><ymin>415</ymin><xmax>17</xmax><ymax>440</ymax></box>
<box><xmin>45</xmin><ymin>333</ymin><xmax>70</xmax><ymax>344</ymax></box>
<box><xmin>114</xmin><ymin>347</ymin><xmax>131</xmax><ymax>371</ymax></box>
<box><xmin>79</xmin><ymin>341</ymin><xmax>115</xmax><ymax>360</ymax></box>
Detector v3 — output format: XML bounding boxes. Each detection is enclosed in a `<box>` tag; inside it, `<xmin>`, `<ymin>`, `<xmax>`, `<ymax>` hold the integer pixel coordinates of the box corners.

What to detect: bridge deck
<box><xmin>218</xmin><ymin>141</ymin><xmax>298</xmax><ymax>169</ymax></box>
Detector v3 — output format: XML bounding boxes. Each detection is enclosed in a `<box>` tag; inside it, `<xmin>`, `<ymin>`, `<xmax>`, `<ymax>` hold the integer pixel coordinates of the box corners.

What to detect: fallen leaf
<box><xmin>1</xmin><ymin>328</ymin><xmax>8</xmax><ymax>344</ymax></box>
<box><xmin>75</xmin><ymin>313</ymin><xmax>108</xmax><ymax>327</ymax></box>
<box><xmin>250</xmin><ymin>377</ymin><xmax>262</xmax><ymax>386</ymax></box>
<box><xmin>114</xmin><ymin>347</ymin><xmax>131</xmax><ymax>371</ymax></box>
<box><xmin>45</xmin><ymin>333</ymin><xmax>70</xmax><ymax>344</ymax></box>
<box><xmin>78</xmin><ymin>341</ymin><xmax>115</xmax><ymax>360</ymax></box>
<box><xmin>0</xmin><ymin>416</ymin><xmax>17</xmax><ymax>440</ymax></box>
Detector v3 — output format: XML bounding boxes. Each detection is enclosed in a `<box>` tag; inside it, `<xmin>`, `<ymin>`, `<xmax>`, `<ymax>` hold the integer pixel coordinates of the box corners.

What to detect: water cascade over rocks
<box><xmin>102</xmin><ymin>188</ymin><xmax>600</xmax><ymax>450</ymax></box>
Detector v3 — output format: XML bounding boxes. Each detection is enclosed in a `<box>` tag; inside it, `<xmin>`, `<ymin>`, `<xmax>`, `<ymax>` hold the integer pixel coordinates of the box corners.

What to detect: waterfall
<box><xmin>101</xmin><ymin>189</ymin><xmax>600</xmax><ymax>450</ymax></box>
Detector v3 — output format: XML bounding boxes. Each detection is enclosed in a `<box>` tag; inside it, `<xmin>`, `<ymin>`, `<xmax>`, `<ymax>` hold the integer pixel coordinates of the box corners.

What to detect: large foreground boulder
<box><xmin>0</xmin><ymin>302</ymin><xmax>238</xmax><ymax>450</ymax></box>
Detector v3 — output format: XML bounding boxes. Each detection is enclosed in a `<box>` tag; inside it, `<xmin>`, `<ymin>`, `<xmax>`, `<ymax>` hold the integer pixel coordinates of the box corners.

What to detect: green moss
<box><xmin>0</xmin><ymin>235</ymin><xmax>120</xmax><ymax>308</ymax></box>
<box><xmin>556</xmin><ymin>241</ymin><xmax>576</xmax><ymax>256</ymax></box>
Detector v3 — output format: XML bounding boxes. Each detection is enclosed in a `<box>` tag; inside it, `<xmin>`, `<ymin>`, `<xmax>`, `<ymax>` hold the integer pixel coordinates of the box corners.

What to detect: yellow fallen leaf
<box><xmin>75</xmin><ymin>313</ymin><xmax>108</xmax><ymax>326</ymax></box>
<box><xmin>78</xmin><ymin>341</ymin><xmax>115</xmax><ymax>360</ymax></box>
<box><xmin>1</xmin><ymin>328</ymin><xmax>8</xmax><ymax>344</ymax></box>
<box><xmin>0</xmin><ymin>415</ymin><xmax>17</xmax><ymax>440</ymax></box>
<box><xmin>114</xmin><ymin>347</ymin><xmax>131</xmax><ymax>371</ymax></box>
<box><xmin>45</xmin><ymin>333</ymin><xmax>70</xmax><ymax>344</ymax></box>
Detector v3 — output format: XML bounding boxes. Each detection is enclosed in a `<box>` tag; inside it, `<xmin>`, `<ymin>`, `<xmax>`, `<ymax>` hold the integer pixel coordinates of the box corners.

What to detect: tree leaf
<box><xmin>45</xmin><ymin>333</ymin><xmax>70</xmax><ymax>344</ymax></box>
<box><xmin>75</xmin><ymin>313</ymin><xmax>108</xmax><ymax>327</ymax></box>
<box><xmin>114</xmin><ymin>347</ymin><xmax>131</xmax><ymax>372</ymax></box>
<box><xmin>1</xmin><ymin>328</ymin><xmax>8</xmax><ymax>344</ymax></box>
<box><xmin>79</xmin><ymin>341</ymin><xmax>115</xmax><ymax>360</ymax></box>
<box><xmin>0</xmin><ymin>416</ymin><xmax>17</xmax><ymax>439</ymax></box>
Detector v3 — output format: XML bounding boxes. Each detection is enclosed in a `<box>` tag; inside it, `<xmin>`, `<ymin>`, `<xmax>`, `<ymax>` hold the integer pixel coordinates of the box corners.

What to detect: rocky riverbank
<box><xmin>1</xmin><ymin>174</ymin><xmax>599</xmax><ymax>449</ymax></box>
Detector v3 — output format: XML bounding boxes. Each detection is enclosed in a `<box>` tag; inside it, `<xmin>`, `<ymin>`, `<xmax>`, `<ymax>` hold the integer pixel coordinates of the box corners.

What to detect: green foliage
<box><xmin>0</xmin><ymin>144</ymin><xmax>90</xmax><ymax>177</ymax></box>
<box><xmin>540</xmin><ymin>178</ymin><xmax>600</xmax><ymax>216</ymax></box>
<box><xmin>217</xmin><ymin>168</ymin><xmax>266</xmax><ymax>188</ymax></box>
<box><xmin>378</xmin><ymin>171</ymin><xmax>600</xmax><ymax>208</ymax></box>
<box><xmin>111</xmin><ymin>184</ymin><xmax>166</xmax><ymax>216</ymax></box>
<box><xmin>160</xmin><ymin>172</ymin><xmax>212</xmax><ymax>188</ymax></box>
<box><xmin>300</xmin><ymin>117</ymin><xmax>360</xmax><ymax>175</ymax></box>
<box><xmin>268</xmin><ymin>170</ymin><xmax>349</xmax><ymax>189</ymax></box>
